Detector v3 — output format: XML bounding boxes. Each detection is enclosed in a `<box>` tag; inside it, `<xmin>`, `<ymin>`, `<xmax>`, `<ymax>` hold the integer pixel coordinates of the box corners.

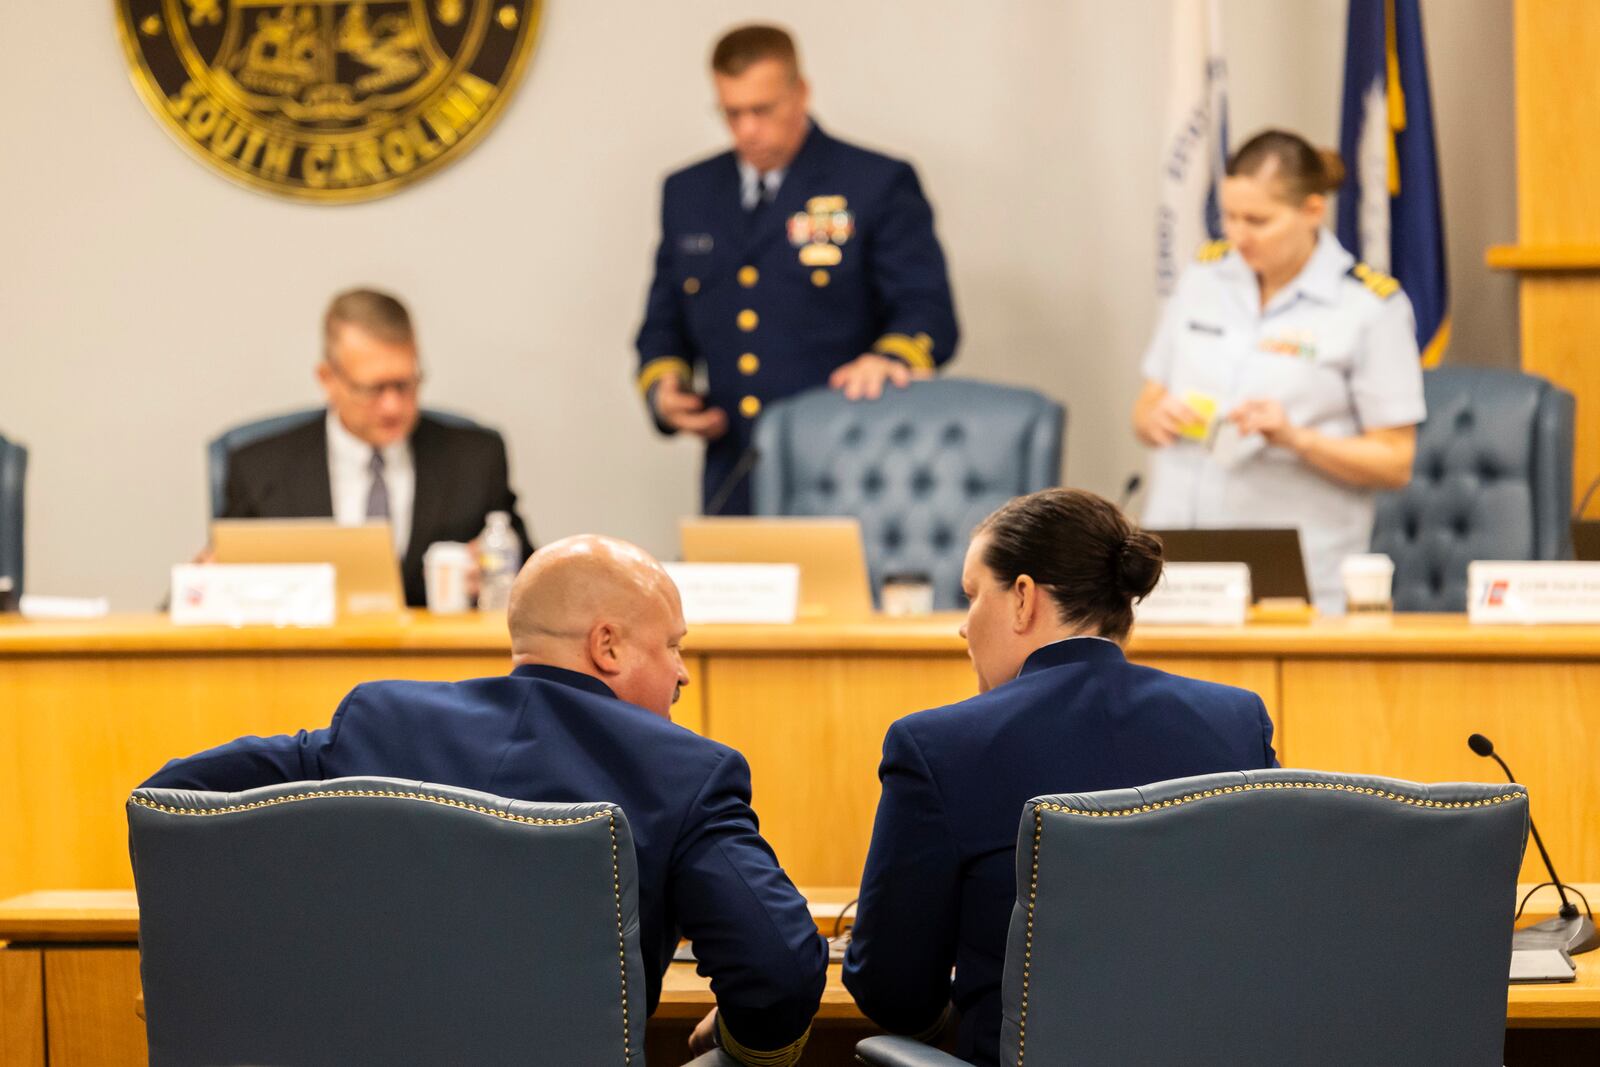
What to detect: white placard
<box><xmin>1468</xmin><ymin>561</ymin><xmax>1600</xmax><ymax>624</ymax></box>
<box><xmin>170</xmin><ymin>564</ymin><xmax>336</xmax><ymax>628</ymax></box>
<box><xmin>1135</xmin><ymin>562</ymin><xmax>1251</xmax><ymax>626</ymax></box>
<box><xmin>663</xmin><ymin>562</ymin><xmax>800</xmax><ymax>624</ymax></box>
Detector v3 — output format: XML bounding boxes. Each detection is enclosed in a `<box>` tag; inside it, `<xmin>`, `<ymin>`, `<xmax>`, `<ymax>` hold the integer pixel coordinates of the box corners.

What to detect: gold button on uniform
<box><xmin>682</xmin><ymin>277</ymin><xmax>700</xmax><ymax>294</ymax></box>
<box><xmin>737</xmin><ymin>309</ymin><xmax>758</xmax><ymax>332</ymax></box>
<box><xmin>811</xmin><ymin>269</ymin><xmax>830</xmax><ymax>287</ymax></box>
<box><xmin>738</xmin><ymin>265</ymin><xmax>760</xmax><ymax>288</ymax></box>
<box><xmin>738</xmin><ymin>353</ymin><xmax>760</xmax><ymax>375</ymax></box>
<box><xmin>740</xmin><ymin>395</ymin><xmax>762</xmax><ymax>418</ymax></box>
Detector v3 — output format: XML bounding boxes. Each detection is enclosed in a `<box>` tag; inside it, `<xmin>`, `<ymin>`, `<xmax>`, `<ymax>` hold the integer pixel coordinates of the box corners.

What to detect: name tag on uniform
<box><xmin>1186</xmin><ymin>320</ymin><xmax>1224</xmax><ymax>336</ymax></box>
<box><xmin>678</xmin><ymin>233</ymin><xmax>714</xmax><ymax>254</ymax></box>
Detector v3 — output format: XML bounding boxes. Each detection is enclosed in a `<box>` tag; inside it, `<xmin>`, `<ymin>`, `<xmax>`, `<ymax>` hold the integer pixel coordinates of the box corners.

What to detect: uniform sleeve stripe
<box><xmin>637</xmin><ymin>356</ymin><xmax>692</xmax><ymax>397</ymax></box>
<box><xmin>716</xmin><ymin>1015</ymin><xmax>811</xmax><ymax>1067</ymax></box>
<box><xmin>872</xmin><ymin>332</ymin><xmax>936</xmax><ymax>371</ymax></box>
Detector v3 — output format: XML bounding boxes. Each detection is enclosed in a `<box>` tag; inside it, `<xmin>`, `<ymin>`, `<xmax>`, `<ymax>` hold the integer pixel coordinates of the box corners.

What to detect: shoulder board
<box><xmin>1348</xmin><ymin>262</ymin><xmax>1401</xmax><ymax>300</ymax></box>
<box><xmin>1195</xmin><ymin>238</ymin><xmax>1231</xmax><ymax>263</ymax></box>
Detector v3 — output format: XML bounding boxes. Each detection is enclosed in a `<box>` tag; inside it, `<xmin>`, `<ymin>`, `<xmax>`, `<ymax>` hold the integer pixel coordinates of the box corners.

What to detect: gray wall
<box><xmin>1</xmin><ymin>0</ymin><xmax>1516</xmax><ymax>608</ymax></box>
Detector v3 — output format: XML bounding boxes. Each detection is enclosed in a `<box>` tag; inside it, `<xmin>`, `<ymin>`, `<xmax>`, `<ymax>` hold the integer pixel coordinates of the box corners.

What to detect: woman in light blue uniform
<box><xmin>1133</xmin><ymin>129</ymin><xmax>1425</xmax><ymax>613</ymax></box>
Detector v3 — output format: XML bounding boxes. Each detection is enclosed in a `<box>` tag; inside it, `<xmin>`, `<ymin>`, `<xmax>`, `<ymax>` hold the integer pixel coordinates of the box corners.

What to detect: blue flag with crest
<box><xmin>1337</xmin><ymin>0</ymin><xmax>1448</xmax><ymax>365</ymax></box>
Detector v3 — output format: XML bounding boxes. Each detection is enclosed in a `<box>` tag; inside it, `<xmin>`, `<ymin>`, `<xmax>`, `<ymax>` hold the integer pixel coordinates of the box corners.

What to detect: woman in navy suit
<box><xmin>842</xmin><ymin>488</ymin><xmax>1278</xmax><ymax>1065</ymax></box>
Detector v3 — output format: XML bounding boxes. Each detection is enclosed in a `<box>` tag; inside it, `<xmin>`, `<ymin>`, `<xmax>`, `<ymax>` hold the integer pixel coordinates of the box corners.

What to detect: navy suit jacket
<box><xmin>142</xmin><ymin>665</ymin><xmax>826</xmax><ymax>1057</ymax></box>
<box><xmin>842</xmin><ymin>638</ymin><xmax>1278</xmax><ymax>1065</ymax></box>
<box><xmin>635</xmin><ymin>121</ymin><xmax>959</xmax><ymax>514</ymax></box>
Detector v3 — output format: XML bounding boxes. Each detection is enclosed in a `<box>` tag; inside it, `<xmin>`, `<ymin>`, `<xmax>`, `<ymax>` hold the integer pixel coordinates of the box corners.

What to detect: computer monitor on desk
<box><xmin>1148</xmin><ymin>527</ymin><xmax>1312</xmax><ymax>604</ymax></box>
<box><xmin>680</xmin><ymin>517</ymin><xmax>874</xmax><ymax>620</ymax></box>
<box><xmin>210</xmin><ymin>519</ymin><xmax>404</xmax><ymax>615</ymax></box>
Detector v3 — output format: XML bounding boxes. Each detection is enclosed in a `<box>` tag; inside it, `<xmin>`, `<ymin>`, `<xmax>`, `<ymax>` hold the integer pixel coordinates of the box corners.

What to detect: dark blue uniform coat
<box><xmin>142</xmin><ymin>665</ymin><xmax>826</xmax><ymax>1060</ymax></box>
<box><xmin>636</xmin><ymin>121</ymin><xmax>959</xmax><ymax>514</ymax></box>
<box><xmin>842</xmin><ymin>638</ymin><xmax>1278</xmax><ymax>1065</ymax></box>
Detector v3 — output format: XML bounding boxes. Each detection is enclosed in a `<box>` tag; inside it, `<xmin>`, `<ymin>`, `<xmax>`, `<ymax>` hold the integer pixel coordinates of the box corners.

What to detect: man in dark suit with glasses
<box><xmin>221</xmin><ymin>288</ymin><xmax>531</xmax><ymax>606</ymax></box>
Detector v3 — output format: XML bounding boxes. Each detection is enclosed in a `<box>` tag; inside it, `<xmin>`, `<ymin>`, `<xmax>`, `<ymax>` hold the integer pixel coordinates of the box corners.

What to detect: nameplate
<box><xmin>1468</xmin><ymin>561</ymin><xmax>1600</xmax><ymax>624</ymax></box>
<box><xmin>170</xmin><ymin>564</ymin><xmax>336</xmax><ymax>628</ymax></box>
<box><xmin>1135</xmin><ymin>562</ymin><xmax>1251</xmax><ymax>626</ymax></box>
<box><xmin>663</xmin><ymin>563</ymin><xmax>799</xmax><ymax>624</ymax></box>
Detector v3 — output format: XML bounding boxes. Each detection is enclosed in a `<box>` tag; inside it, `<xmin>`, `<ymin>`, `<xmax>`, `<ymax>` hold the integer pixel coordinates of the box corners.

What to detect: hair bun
<box><xmin>1116</xmin><ymin>531</ymin><xmax>1164</xmax><ymax>600</ymax></box>
<box><xmin>1316</xmin><ymin>147</ymin><xmax>1347</xmax><ymax>193</ymax></box>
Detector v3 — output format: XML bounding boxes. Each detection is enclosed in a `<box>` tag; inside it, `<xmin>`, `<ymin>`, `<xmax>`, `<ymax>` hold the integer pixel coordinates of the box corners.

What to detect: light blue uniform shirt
<box><xmin>1140</xmin><ymin>232</ymin><xmax>1426</xmax><ymax>613</ymax></box>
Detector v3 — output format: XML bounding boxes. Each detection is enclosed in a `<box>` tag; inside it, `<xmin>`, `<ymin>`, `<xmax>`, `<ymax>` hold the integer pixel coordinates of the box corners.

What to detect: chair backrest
<box><xmin>207</xmin><ymin>408</ymin><xmax>481</xmax><ymax>517</ymax></box>
<box><xmin>752</xmin><ymin>379</ymin><xmax>1064</xmax><ymax>609</ymax></box>
<box><xmin>1373</xmin><ymin>366</ymin><xmax>1574</xmax><ymax>611</ymax></box>
<box><xmin>0</xmin><ymin>431</ymin><xmax>25</xmax><ymax>595</ymax></box>
<box><xmin>129</xmin><ymin>777</ymin><xmax>648</xmax><ymax>1067</ymax></box>
<box><xmin>1003</xmin><ymin>769</ymin><xmax>1527</xmax><ymax>1067</ymax></box>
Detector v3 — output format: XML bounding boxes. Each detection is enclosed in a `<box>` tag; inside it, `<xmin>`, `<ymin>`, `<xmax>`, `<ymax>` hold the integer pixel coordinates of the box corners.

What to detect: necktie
<box><xmin>365</xmin><ymin>450</ymin><xmax>390</xmax><ymax>520</ymax></box>
<box><xmin>746</xmin><ymin>172</ymin><xmax>776</xmax><ymax>212</ymax></box>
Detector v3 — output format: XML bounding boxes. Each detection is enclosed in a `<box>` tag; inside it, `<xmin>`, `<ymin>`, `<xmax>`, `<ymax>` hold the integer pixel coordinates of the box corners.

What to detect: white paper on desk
<box><xmin>663</xmin><ymin>563</ymin><xmax>799</xmax><ymax>624</ymax></box>
<box><xmin>19</xmin><ymin>594</ymin><xmax>111</xmax><ymax>619</ymax></box>
<box><xmin>1509</xmin><ymin>948</ymin><xmax>1576</xmax><ymax>983</ymax></box>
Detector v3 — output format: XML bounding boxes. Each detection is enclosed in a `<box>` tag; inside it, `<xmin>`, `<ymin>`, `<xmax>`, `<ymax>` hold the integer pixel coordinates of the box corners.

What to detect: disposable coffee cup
<box><xmin>1341</xmin><ymin>553</ymin><xmax>1395</xmax><ymax>615</ymax></box>
<box><xmin>423</xmin><ymin>541</ymin><xmax>474</xmax><ymax>614</ymax></box>
<box><xmin>881</xmin><ymin>573</ymin><xmax>935</xmax><ymax>617</ymax></box>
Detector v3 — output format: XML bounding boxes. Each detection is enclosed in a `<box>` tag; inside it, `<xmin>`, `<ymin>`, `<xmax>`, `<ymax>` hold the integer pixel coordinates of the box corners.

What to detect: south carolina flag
<box><xmin>1156</xmin><ymin>0</ymin><xmax>1228</xmax><ymax>299</ymax></box>
<box><xmin>1337</xmin><ymin>0</ymin><xmax>1449</xmax><ymax>365</ymax></box>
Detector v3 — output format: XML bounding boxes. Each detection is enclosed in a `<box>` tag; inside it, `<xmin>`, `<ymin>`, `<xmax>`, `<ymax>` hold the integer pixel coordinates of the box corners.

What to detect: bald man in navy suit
<box><xmin>145</xmin><ymin>535</ymin><xmax>824</xmax><ymax>1066</ymax></box>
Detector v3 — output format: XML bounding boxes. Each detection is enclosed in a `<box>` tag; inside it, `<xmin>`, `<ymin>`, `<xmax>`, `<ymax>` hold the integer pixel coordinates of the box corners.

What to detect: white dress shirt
<box><xmin>737</xmin><ymin>159</ymin><xmax>787</xmax><ymax>210</ymax></box>
<box><xmin>325</xmin><ymin>409</ymin><xmax>415</xmax><ymax>558</ymax></box>
<box><xmin>1139</xmin><ymin>231</ymin><xmax>1425</xmax><ymax>613</ymax></box>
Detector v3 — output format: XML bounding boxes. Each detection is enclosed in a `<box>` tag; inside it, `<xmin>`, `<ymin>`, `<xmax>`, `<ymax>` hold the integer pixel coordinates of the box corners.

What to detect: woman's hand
<box><xmin>1226</xmin><ymin>398</ymin><xmax>1305</xmax><ymax>451</ymax></box>
<box><xmin>1133</xmin><ymin>380</ymin><xmax>1204</xmax><ymax>447</ymax></box>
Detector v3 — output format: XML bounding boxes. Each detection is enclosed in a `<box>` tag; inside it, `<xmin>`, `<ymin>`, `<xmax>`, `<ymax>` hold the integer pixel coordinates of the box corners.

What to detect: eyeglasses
<box><xmin>331</xmin><ymin>366</ymin><xmax>423</xmax><ymax>403</ymax></box>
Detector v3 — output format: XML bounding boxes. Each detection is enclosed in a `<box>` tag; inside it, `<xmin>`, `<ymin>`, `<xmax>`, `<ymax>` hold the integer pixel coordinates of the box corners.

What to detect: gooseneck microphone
<box><xmin>1468</xmin><ymin>732</ymin><xmax>1598</xmax><ymax>954</ymax></box>
<box><xmin>705</xmin><ymin>446</ymin><xmax>762</xmax><ymax>517</ymax></box>
<box><xmin>1118</xmin><ymin>474</ymin><xmax>1143</xmax><ymax>512</ymax></box>
<box><xmin>1573</xmin><ymin>470</ymin><xmax>1600</xmax><ymax>520</ymax></box>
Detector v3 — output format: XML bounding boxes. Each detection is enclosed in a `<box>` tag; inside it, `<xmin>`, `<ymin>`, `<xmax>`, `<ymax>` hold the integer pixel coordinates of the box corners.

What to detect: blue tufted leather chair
<box><xmin>130</xmin><ymin>776</ymin><xmax>651</xmax><ymax>1067</ymax></box>
<box><xmin>1372</xmin><ymin>367</ymin><xmax>1575</xmax><ymax>611</ymax></box>
<box><xmin>0</xmin><ymin>430</ymin><xmax>26</xmax><ymax>598</ymax></box>
<box><xmin>208</xmin><ymin>407</ymin><xmax>480</xmax><ymax>518</ymax></box>
<box><xmin>752</xmin><ymin>380</ymin><xmax>1064</xmax><ymax>609</ymax></box>
<box><xmin>855</xmin><ymin>769</ymin><xmax>1528</xmax><ymax>1067</ymax></box>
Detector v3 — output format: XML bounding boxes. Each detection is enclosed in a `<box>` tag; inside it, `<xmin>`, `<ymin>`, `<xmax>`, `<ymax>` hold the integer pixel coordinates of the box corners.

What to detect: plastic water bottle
<box><xmin>476</xmin><ymin>511</ymin><xmax>519</xmax><ymax>613</ymax></box>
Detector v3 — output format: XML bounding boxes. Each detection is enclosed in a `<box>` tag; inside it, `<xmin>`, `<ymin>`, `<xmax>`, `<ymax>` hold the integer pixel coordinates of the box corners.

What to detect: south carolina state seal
<box><xmin>115</xmin><ymin>1</ymin><xmax>542</xmax><ymax>202</ymax></box>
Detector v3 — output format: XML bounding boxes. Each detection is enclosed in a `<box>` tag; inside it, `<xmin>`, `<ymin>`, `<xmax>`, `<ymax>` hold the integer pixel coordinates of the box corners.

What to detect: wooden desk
<box><xmin>3</xmin><ymin>613</ymin><xmax>1599</xmax><ymax>897</ymax></box>
<box><xmin>1</xmin><ymin>887</ymin><xmax>1594</xmax><ymax>1067</ymax></box>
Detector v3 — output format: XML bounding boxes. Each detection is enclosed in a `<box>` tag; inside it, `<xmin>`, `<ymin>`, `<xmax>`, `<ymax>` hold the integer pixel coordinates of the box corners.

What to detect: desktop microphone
<box><xmin>1574</xmin><ymin>470</ymin><xmax>1600</xmax><ymax>520</ymax></box>
<box><xmin>1468</xmin><ymin>732</ymin><xmax>1598</xmax><ymax>954</ymax></box>
<box><xmin>1118</xmin><ymin>474</ymin><xmax>1143</xmax><ymax>512</ymax></box>
<box><xmin>705</xmin><ymin>446</ymin><xmax>762</xmax><ymax>516</ymax></box>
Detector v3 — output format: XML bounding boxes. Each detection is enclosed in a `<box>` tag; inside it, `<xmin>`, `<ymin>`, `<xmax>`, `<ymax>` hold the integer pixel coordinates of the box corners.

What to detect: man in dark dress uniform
<box><xmin>635</xmin><ymin>25</ymin><xmax>960</xmax><ymax>514</ymax></box>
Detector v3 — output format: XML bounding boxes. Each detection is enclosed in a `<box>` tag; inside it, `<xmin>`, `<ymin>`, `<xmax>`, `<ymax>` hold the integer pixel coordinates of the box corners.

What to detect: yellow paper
<box><xmin>1178</xmin><ymin>390</ymin><xmax>1217</xmax><ymax>441</ymax></box>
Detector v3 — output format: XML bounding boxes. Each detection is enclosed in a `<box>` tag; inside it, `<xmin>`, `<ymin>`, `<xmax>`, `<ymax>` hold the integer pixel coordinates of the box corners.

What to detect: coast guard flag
<box><xmin>1337</xmin><ymin>0</ymin><xmax>1449</xmax><ymax>364</ymax></box>
<box><xmin>1156</xmin><ymin>0</ymin><xmax>1229</xmax><ymax>297</ymax></box>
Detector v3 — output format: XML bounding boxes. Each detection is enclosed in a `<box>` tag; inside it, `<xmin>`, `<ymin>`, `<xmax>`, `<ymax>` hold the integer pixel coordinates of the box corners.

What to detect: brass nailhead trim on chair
<box><xmin>1012</xmin><ymin>780</ymin><xmax>1524</xmax><ymax>1066</ymax></box>
<box><xmin>130</xmin><ymin>789</ymin><xmax>632</xmax><ymax>1061</ymax></box>
<box><xmin>1033</xmin><ymin>780</ymin><xmax>1524</xmax><ymax>819</ymax></box>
